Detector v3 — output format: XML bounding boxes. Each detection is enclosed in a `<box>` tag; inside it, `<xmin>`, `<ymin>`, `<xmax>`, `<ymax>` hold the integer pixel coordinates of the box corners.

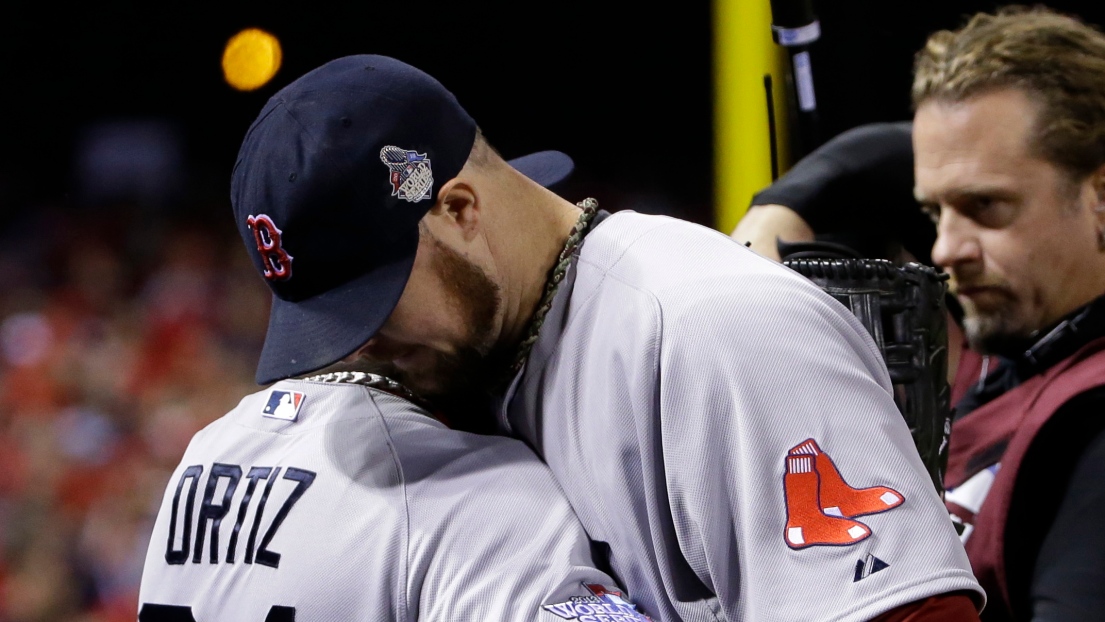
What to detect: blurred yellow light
<box><xmin>222</xmin><ymin>28</ymin><xmax>282</xmax><ymax>91</ymax></box>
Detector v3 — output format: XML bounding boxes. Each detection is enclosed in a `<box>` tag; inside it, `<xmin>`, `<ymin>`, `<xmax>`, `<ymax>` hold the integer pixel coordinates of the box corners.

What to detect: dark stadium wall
<box><xmin>0</xmin><ymin>0</ymin><xmax>1102</xmax><ymax>232</ymax></box>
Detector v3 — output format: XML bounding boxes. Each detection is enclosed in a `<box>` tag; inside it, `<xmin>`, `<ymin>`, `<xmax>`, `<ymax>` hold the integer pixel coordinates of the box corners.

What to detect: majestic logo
<box><xmin>543</xmin><ymin>583</ymin><xmax>652</xmax><ymax>621</ymax></box>
<box><xmin>782</xmin><ymin>439</ymin><xmax>904</xmax><ymax>549</ymax></box>
<box><xmin>262</xmin><ymin>390</ymin><xmax>305</xmax><ymax>421</ymax></box>
<box><xmin>246</xmin><ymin>214</ymin><xmax>293</xmax><ymax>281</ymax></box>
<box><xmin>853</xmin><ymin>553</ymin><xmax>890</xmax><ymax>582</ymax></box>
<box><xmin>380</xmin><ymin>145</ymin><xmax>433</xmax><ymax>203</ymax></box>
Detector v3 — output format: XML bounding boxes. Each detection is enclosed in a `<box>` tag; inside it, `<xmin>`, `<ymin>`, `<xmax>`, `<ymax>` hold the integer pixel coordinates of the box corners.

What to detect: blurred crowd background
<box><xmin>0</xmin><ymin>203</ymin><xmax>268</xmax><ymax>620</ymax></box>
<box><xmin>1</xmin><ymin>0</ymin><xmax>1102</xmax><ymax>619</ymax></box>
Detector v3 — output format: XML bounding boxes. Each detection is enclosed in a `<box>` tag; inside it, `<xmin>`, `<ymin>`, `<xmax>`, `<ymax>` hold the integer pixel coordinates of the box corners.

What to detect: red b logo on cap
<box><xmin>246</xmin><ymin>214</ymin><xmax>293</xmax><ymax>281</ymax></box>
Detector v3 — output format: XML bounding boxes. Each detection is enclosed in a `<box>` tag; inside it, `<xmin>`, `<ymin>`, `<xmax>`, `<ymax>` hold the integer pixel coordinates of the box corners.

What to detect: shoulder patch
<box><xmin>783</xmin><ymin>438</ymin><xmax>904</xmax><ymax>549</ymax></box>
<box><xmin>262</xmin><ymin>390</ymin><xmax>306</xmax><ymax>421</ymax></box>
<box><xmin>543</xmin><ymin>583</ymin><xmax>653</xmax><ymax>621</ymax></box>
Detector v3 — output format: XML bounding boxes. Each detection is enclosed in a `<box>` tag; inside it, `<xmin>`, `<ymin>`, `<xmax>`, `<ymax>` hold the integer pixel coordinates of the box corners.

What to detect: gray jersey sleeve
<box><xmin>657</xmin><ymin>269</ymin><xmax>983</xmax><ymax>620</ymax></box>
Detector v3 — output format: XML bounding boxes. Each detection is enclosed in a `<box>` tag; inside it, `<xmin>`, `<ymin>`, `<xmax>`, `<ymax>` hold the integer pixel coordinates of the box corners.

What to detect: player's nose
<box><xmin>931</xmin><ymin>209</ymin><xmax>983</xmax><ymax>273</ymax></box>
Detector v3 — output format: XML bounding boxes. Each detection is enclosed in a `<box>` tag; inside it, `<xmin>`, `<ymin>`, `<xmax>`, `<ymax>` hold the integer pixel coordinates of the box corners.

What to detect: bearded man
<box><xmin>733</xmin><ymin>7</ymin><xmax>1105</xmax><ymax>620</ymax></box>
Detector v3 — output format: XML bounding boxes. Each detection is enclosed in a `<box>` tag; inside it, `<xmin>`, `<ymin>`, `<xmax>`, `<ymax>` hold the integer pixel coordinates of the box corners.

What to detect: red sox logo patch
<box><xmin>782</xmin><ymin>439</ymin><xmax>903</xmax><ymax>549</ymax></box>
<box><xmin>246</xmin><ymin>214</ymin><xmax>293</xmax><ymax>281</ymax></box>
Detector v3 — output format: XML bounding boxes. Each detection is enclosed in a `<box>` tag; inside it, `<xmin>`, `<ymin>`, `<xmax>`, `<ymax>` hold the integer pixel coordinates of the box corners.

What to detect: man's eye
<box><xmin>970</xmin><ymin>197</ymin><xmax>1017</xmax><ymax>228</ymax></box>
<box><xmin>971</xmin><ymin>197</ymin><xmax>994</xmax><ymax>212</ymax></box>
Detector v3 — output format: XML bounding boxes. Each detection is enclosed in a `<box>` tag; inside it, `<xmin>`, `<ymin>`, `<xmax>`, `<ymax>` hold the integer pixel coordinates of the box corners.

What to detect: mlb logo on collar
<box><xmin>262</xmin><ymin>390</ymin><xmax>306</xmax><ymax>421</ymax></box>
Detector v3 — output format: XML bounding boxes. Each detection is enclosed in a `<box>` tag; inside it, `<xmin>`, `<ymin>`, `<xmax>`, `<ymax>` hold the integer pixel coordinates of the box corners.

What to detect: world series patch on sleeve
<box><xmin>543</xmin><ymin>583</ymin><xmax>653</xmax><ymax>621</ymax></box>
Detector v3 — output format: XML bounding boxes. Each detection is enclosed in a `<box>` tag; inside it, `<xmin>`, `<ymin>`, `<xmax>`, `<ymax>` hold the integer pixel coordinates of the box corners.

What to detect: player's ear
<box><xmin>1088</xmin><ymin>163</ymin><xmax>1105</xmax><ymax>250</ymax></box>
<box><xmin>429</xmin><ymin>177</ymin><xmax>481</xmax><ymax>242</ymax></box>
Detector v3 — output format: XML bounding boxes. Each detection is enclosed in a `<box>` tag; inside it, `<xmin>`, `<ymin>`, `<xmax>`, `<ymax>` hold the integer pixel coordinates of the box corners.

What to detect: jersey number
<box><xmin>139</xmin><ymin>604</ymin><xmax>294</xmax><ymax>621</ymax></box>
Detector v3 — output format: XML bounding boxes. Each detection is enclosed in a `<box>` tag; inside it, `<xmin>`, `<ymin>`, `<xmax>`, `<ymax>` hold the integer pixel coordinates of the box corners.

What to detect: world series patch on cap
<box><xmin>231</xmin><ymin>54</ymin><xmax>575</xmax><ymax>385</ymax></box>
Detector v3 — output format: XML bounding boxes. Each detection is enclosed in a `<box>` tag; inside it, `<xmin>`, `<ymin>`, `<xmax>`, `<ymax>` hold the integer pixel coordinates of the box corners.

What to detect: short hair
<box><xmin>912</xmin><ymin>6</ymin><xmax>1105</xmax><ymax>179</ymax></box>
<box><xmin>467</xmin><ymin>127</ymin><xmax>502</xmax><ymax>169</ymax></box>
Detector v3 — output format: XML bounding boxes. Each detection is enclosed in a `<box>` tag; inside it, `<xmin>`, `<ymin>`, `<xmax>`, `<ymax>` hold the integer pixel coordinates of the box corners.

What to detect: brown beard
<box><xmin>963</xmin><ymin>312</ymin><xmax>1036</xmax><ymax>356</ymax></box>
<box><xmin>384</xmin><ymin>236</ymin><xmax>508</xmax><ymax>430</ymax></box>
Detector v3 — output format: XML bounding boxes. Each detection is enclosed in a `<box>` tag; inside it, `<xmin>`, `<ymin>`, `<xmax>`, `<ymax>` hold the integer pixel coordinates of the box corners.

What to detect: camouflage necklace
<box><xmin>503</xmin><ymin>198</ymin><xmax>599</xmax><ymax>386</ymax></box>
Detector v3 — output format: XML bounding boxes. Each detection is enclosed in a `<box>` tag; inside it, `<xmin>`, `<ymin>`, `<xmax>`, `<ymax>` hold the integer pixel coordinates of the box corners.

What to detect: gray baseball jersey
<box><xmin>497</xmin><ymin>211</ymin><xmax>985</xmax><ymax>621</ymax></box>
<box><xmin>138</xmin><ymin>376</ymin><xmax>651</xmax><ymax>621</ymax></box>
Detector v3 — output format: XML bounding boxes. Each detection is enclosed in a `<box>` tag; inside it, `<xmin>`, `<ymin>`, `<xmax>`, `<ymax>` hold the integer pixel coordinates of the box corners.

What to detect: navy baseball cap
<box><xmin>231</xmin><ymin>55</ymin><xmax>573</xmax><ymax>384</ymax></box>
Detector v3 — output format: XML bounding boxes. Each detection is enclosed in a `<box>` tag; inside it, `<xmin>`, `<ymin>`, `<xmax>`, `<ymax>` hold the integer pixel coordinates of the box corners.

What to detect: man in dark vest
<box><xmin>732</xmin><ymin>7</ymin><xmax>1105</xmax><ymax>621</ymax></box>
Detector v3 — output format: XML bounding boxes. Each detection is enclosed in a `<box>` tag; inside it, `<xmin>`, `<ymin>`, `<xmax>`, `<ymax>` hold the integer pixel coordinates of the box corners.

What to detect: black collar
<box><xmin>956</xmin><ymin>293</ymin><xmax>1105</xmax><ymax>417</ymax></box>
<box><xmin>1013</xmin><ymin>293</ymin><xmax>1105</xmax><ymax>378</ymax></box>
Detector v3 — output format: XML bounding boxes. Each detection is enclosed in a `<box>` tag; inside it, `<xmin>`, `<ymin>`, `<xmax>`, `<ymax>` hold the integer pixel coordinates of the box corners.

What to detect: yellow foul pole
<box><xmin>714</xmin><ymin>0</ymin><xmax>790</xmax><ymax>233</ymax></box>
